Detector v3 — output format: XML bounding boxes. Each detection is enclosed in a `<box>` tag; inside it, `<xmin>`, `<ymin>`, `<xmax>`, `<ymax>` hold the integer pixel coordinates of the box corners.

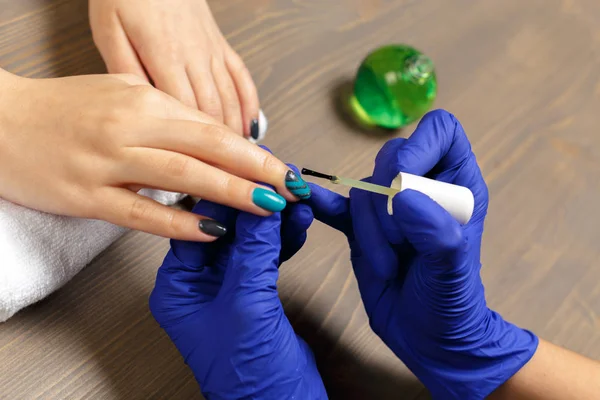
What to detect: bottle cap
<box><xmin>387</xmin><ymin>172</ymin><xmax>474</xmax><ymax>225</ymax></box>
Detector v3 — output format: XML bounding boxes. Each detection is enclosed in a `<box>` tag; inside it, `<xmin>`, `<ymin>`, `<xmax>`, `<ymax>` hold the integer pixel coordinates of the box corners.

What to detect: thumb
<box><xmin>392</xmin><ymin>190</ymin><xmax>468</xmax><ymax>273</ymax></box>
<box><xmin>221</xmin><ymin>210</ymin><xmax>282</xmax><ymax>294</ymax></box>
<box><xmin>304</xmin><ymin>183</ymin><xmax>353</xmax><ymax>239</ymax></box>
<box><xmin>149</xmin><ymin>200</ymin><xmax>236</xmax><ymax>324</ymax></box>
<box><xmin>170</xmin><ymin>200</ymin><xmax>237</xmax><ymax>266</ymax></box>
<box><xmin>280</xmin><ymin>203</ymin><xmax>314</xmax><ymax>264</ymax></box>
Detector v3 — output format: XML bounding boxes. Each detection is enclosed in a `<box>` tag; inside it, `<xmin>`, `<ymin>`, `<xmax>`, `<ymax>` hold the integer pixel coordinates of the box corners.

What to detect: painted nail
<box><xmin>250</xmin><ymin>119</ymin><xmax>259</xmax><ymax>140</ymax></box>
<box><xmin>285</xmin><ymin>170</ymin><xmax>311</xmax><ymax>199</ymax></box>
<box><xmin>198</xmin><ymin>219</ymin><xmax>228</xmax><ymax>237</ymax></box>
<box><xmin>252</xmin><ymin>188</ymin><xmax>286</xmax><ymax>212</ymax></box>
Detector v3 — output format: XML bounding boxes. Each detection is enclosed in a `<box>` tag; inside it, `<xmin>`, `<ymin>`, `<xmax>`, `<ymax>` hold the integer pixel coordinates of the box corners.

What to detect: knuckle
<box><xmin>130</xmin><ymin>86</ymin><xmax>163</xmax><ymax>111</ymax></box>
<box><xmin>221</xmin><ymin>175</ymin><xmax>239</xmax><ymax>200</ymax></box>
<box><xmin>126</xmin><ymin>198</ymin><xmax>181</xmax><ymax>238</ymax></box>
<box><xmin>66</xmin><ymin>187</ymin><xmax>95</xmax><ymax>218</ymax></box>
<box><xmin>227</xmin><ymin>50</ymin><xmax>244</xmax><ymax>68</ymax></box>
<box><xmin>422</xmin><ymin>108</ymin><xmax>454</xmax><ymax>123</ymax></box>
<box><xmin>223</xmin><ymin>96</ymin><xmax>241</xmax><ymax>114</ymax></box>
<box><xmin>202</xmin><ymin>100</ymin><xmax>223</xmax><ymax>120</ymax></box>
<box><xmin>163</xmin><ymin>155</ymin><xmax>191</xmax><ymax>178</ymax></box>
<box><xmin>228</xmin><ymin>50</ymin><xmax>252</xmax><ymax>78</ymax></box>
<box><xmin>98</xmin><ymin>107</ymin><xmax>128</xmax><ymax>138</ymax></box>
<box><xmin>181</xmin><ymin>94</ymin><xmax>198</xmax><ymax>109</ymax></box>
<box><xmin>435</xmin><ymin>221</ymin><xmax>465</xmax><ymax>254</ymax></box>
<box><xmin>260</xmin><ymin>152</ymin><xmax>280</xmax><ymax>175</ymax></box>
<box><xmin>160</xmin><ymin>207</ymin><xmax>184</xmax><ymax>236</ymax></box>
<box><xmin>211</xmin><ymin>125</ymin><xmax>237</xmax><ymax>145</ymax></box>
<box><xmin>127</xmin><ymin>198</ymin><xmax>154</xmax><ymax>224</ymax></box>
<box><xmin>166</xmin><ymin>210</ymin><xmax>186</xmax><ymax>234</ymax></box>
<box><xmin>120</xmin><ymin>73</ymin><xmax>148</xmax><ymax>86</ymax></box>
<box><xmin>163</xmin><ymin>42</ymin><xmax>181</xmax><ymax>63</ymax></box>
<box><xmin>421</xmin><ymin>109</ymin><xmax>463</xmax><ymax>143</ymax></box>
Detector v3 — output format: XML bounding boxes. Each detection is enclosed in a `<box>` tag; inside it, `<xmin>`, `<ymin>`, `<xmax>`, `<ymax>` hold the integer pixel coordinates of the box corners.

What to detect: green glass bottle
<box><xmin>350</xmin><ymin>44</ymin><xmax>437</xmax><ymax>129</ymax></box>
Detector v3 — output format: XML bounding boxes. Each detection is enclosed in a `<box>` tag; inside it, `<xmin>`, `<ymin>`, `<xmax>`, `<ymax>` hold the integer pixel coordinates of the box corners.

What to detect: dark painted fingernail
<box><xmin>250</xmin><ymin>119</ymin><xmax>259</xmax><ymax>140</ymax></box>
<box><xmin>285</xmin><ymin>170</ymin><xmax>311</xmax><ymax>199</ymax></box>
<box><xmin>198</xmin><ymin>219</ymin><xmax>227</xmax><ymax>237</ymax></box>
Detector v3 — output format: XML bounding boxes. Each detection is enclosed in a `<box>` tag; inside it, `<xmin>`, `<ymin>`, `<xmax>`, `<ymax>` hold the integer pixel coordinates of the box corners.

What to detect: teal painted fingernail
<box><xmin>285</xmin><ymin>170</ymin><xmax>311</xmax><ymax>199</ymax></box>
<box><xmin>252</xmin><ymin>188</ymin><xmax>287</xmax><ymax>212</ymax></box>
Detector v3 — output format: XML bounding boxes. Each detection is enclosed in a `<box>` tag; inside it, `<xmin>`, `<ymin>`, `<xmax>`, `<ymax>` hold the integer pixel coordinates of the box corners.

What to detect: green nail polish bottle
<box><xmin>350</xmin><ymin>44</ymin><xmax>437</xmax><ymax>129</ymax></box>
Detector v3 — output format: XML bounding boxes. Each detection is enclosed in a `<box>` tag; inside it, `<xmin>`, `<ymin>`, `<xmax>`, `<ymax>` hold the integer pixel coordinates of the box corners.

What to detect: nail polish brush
<box><xmin>301</xmin><ymin>168</ymin><xmax>474</xmax><ymax>225</ymax></box>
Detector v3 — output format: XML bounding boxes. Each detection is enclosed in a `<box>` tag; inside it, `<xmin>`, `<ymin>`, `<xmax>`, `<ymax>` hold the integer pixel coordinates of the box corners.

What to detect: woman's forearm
<box><xmin>0</xmin><ymin>67</ymin><xmax>18</xmax><ymax>86</ymax></box>
<box><xmin>490</xmin><ymin>339</ymin><xmax>600</xmax><ymax>400</ymax></box>
<box><xmin>0</xmin><ymin>68</ymin><xmax>17</xmax><ymax>144</ymax></box>
<box><xmin>0</xmin><ymin>68</ymin><xmax>21</xmax><ymax>110</ymax></box>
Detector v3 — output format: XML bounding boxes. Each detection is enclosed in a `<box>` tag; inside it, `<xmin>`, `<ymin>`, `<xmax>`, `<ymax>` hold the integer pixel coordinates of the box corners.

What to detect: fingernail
<box><xmin>250</xmin><ymin>118</ymin><xmax>259</xmax><ymax>140</ymax></box>
<box><xmin>198</xmin><ymin>219</ymin><xmax>228</xmax><ymax>237</ymax></box>
<box><xmin>285</xmin><ymin>170</ymin><xmax>311</xmax><ymax>199</ymax></box>
<box><xmin>252</xmin><ymin>187</ymin><xmax>286</xmax><ymax>212</ymax></box>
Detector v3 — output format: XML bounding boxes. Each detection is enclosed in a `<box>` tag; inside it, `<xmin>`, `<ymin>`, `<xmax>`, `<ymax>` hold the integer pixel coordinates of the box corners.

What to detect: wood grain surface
<box><xmin>2</xmin><ymin>0</ymin><xmax>600</xmax><ymax>399</ymax></box>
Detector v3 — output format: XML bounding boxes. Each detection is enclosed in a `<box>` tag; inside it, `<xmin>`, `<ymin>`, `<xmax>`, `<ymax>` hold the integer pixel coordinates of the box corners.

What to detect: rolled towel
<box><xmin>0</xmin><ymin>110</ymin><xmax>268</xmax><ymax>322</ymax></box>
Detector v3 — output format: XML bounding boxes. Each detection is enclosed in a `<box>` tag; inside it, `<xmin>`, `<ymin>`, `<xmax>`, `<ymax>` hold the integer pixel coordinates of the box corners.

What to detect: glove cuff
<box><xmin>407</xmin><ymin>310</ymin><xmax>539</xmax><ymax>400</ymax></box>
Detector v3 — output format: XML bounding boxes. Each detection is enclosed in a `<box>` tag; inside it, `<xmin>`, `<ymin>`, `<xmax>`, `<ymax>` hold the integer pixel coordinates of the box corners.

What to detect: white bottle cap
<box><xmin>387</xmin><ymin>172</ymin><xmax>474</xmax><ymax>225</ymax></box>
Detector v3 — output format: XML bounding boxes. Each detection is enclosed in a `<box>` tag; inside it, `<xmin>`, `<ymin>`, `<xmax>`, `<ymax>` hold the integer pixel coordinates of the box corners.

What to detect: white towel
<box><xmin>0</xmin><ymin>111</ymin><xmax>268</xmax><ymax>322</ymax></box>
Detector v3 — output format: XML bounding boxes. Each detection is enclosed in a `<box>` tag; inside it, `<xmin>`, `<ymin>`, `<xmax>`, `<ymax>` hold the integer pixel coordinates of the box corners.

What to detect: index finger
<box><xmin>138</xmin><ymin>118</ymin><xmax>303</xmax><ymax>202</ymax></box>
<box><xmin>372</xmin><ymin>109</ymin><xmax>485</xmax><ymax>200</ymax></box>
<box><xmin>350</xmin><ymin>180</ymin><xmax>399</xmax><ymax>281</ymax></box>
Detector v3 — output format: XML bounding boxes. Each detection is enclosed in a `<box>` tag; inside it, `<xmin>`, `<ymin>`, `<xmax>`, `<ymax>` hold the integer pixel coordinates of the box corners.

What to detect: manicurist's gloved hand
<box><xmin>149</xmin><ymin>191</ymin><xmax>327</xmax><ymax>399</ymax></box>
<box><xmin>306</xmin><ymin>110</ymin><xmax>539</xmax><ymax>399</ymax></box>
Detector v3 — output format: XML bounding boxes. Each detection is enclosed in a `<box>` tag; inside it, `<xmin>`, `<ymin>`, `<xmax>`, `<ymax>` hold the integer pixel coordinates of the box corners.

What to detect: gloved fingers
<box><xmin>411</xmin><ymin>111</ymin><xmax>488</xmax><ymax>221</ymax></box>
<box><xmin>373</xmin><ymin>137</ymin><xmax>407</xmax><ymax>181</ymax></box>
<box><xmin>371</xmin><ymin>110</ymin><xmax>489</xmax><ymax>243</ymax></box>
<box><xmin>349</xmin><ymin>182</ymin><xmax>399</xmax><ymax>283</ymax></box>
<box><xmin>370</xmin><ymin>137</ymin><xmax>410</xmax><ymax>245</ymax></box>
<box><xmin>373</xmin><ymin>110</ymin><xmax>469</xmax><ymax>178</ymax></box>
<box><xmin>149</xmin><ymin>200</ymin><xmax>238</xmax><ymax>323</ymax></box>
<box><xmin>221</xmin><ymin>208</ymin><xmax>283</xmax><ymax>295</ymax></box>
<box><xmin>213</xmin><ymin>150</ymin><xmax>286</xmax><ymax>291</ymax></box>
<box><xmin>375</xmin><ymin>110</ymin><xmax>487</xmax><ymax>205</ymax></box>
<box><xmin>168</xmin><ymin>199</ymin><xmax>237</xmax><ymax>266</ymax></box>
<box><xmin>280</xmin><ymin>202</ymin><xmax>314</xmax><ymax>264</ymax></box>
<box><xmin>150</xmin><ymin>250</ymin><xmax>227</xmax><ymax>325</ymax></box>
<box><xmin>392</xmin><ymin>189</ymin><xmax>468</xmax><ymax>276</ymax></box>
<box><xmin>430</xmin><ymin>154</ymin><xmax>489</xmax><ymax>224</ymax></box>
<box><xmin>303</xmin><ymin>183</ymin><xmax>353</xmax><ymax>239</ymax></box>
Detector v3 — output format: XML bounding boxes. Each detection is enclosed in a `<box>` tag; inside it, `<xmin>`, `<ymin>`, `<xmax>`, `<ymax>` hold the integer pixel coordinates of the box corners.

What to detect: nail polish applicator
<box><xmin>301</xmin><ymin>168</ymin><xmax>474</xmax><ymax>225</ymax></box>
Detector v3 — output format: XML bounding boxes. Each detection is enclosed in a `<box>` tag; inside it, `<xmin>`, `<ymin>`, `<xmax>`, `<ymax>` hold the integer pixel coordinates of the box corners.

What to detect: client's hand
<box><xmin>90</xmin><ymin>0</ymin><xmax>260</xmax><ymax>137</ymax></box>
<box><xmin>149</xmin><ymin>188</ymin><xmax>327</xmax><ymax>399</ymax></box>
<box><xmin>307</xmin><ymin>110</ymin><xmax>538</xmax><ymax>399</ymax></box>
<box><xmin>0</xmin><ymin>73</ymin><xmax>296</xmax><ymax>242</ymax></box>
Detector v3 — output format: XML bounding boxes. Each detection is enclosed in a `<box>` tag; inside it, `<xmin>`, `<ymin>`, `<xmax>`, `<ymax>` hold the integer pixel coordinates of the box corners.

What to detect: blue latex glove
<box><xmin>306</xmin><ymin>110</ymin><xmax>539</xmax><ymax>399</ymax></box>
<box><xmin>149</xmin><ymin>191</ymin><xmax>327</xmax><ymax>399</ymax></box>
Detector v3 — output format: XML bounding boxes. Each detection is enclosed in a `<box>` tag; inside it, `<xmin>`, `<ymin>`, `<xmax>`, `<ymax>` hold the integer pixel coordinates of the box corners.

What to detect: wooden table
<box><xmin>2</xmin><ymin>1</ymin><xmax>600</xmax><ymax>398</ymax></box>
